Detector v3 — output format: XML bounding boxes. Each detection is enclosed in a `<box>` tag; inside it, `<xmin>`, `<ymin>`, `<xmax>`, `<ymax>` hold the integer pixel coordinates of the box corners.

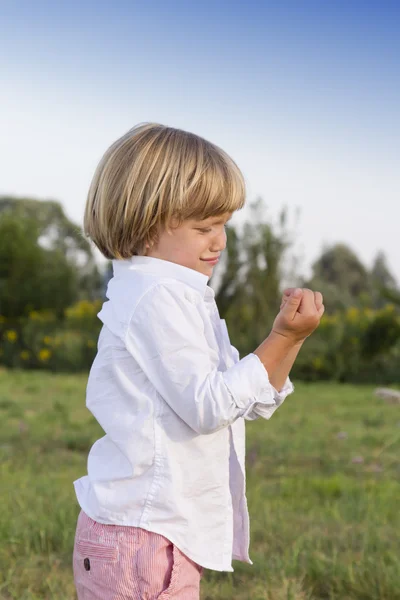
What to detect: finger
<box><xmin>283</xmin><ymin>287</ymin><xmax>296</xmax><ymax>297</ymax></box>
<box><xmin>297</xmin><ymin>288</ymin><xmax>314</xmax><ymax>313</ymax></box>
<box><xmin>280</xmin><ymin>291</ymin><xmax>292</xmax><ymax>309</ymax></box>
<box><xmin>281</xmin><ymin>288</ymin><xmax>304</xmax><ymax>319</ymax></box>
<box><xmin>318</xmin><ymin>304</ymin><xmax>325</xmax><ymax>318</ymax></box>
<box><xmin>314</xmin><ymin>291</ymin><xmax>323</xmax><ymax>310</ymax></box>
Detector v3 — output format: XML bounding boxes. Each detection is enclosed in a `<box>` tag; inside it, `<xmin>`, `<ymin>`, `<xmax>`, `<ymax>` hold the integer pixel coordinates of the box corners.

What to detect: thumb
<box><xmin>281</xmin><ymin>288</ymin><xmax>303</xmax><ymax>319</ymax></box>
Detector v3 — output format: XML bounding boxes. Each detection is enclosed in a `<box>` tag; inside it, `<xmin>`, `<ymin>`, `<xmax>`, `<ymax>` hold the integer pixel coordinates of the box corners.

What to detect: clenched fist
<box><xmin>272</xmin><ymin>287</ymin><xmax>325</xmax><ymax>344</ymax></box>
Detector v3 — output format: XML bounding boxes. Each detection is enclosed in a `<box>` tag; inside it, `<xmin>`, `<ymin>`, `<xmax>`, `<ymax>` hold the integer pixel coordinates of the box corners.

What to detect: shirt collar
<box><xmin>112</xmin><ymin>256</ymin><xmax>214</xmax><ymax>298</ymax></box>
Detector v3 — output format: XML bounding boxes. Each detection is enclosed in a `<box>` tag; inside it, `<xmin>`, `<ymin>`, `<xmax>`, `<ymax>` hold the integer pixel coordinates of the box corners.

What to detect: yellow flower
<box><xmin>5</xmin><ymin>330</ymin><xmax>18</xmax><ymax>343</ymax></box>
<box><xmin>346</xmin><ymin>307</ymin><xmax>359</xmax><ymax>322</ymax></box>
<box><xmin>325</xmin><ymin>315</ymin><xmax>338</xmax><ymax>325</ymax></box>
<box><xmin>312</xmin><ymin>357</ymin><xmax>324</xmax><ymax>370</ymax></box>
<box><xmin>28</xmin><ymin>310</ymin><xmax>55</xmax><ymax>323</ymax></box>
<box><xmin>43</xmin><ymin>336</ymin><xmax>52</xmax><ymax>345</ymax></box>
<box><xmin>20</xmin><ymin>350</ymin><xmax>30</xmax><ymax>360</ymax></box>
<box><xmin>65</xmin><ymin>300</ymin><xmax>102</xmax><ymax>320</ymax></box>
<box><xmin>384</xmin><ymin>303</ymin><xmax>395</xmax><ymax>313</ymax></box>
<box><xmin>38</xmin><ymin>348</ymin><xmax>51</xmax><ymax>362</ymax></box>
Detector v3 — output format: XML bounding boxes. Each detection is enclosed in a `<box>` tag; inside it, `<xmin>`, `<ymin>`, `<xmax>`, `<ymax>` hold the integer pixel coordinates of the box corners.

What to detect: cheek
<box><xmin>173</xmin><ymin>241</ymin><xmax>200</xmax><ymax>261</ymax></box>
<box><xmin>198</xmin><ymin>236</ymin><xmax>211</xmax><ymax>253</ymax></box>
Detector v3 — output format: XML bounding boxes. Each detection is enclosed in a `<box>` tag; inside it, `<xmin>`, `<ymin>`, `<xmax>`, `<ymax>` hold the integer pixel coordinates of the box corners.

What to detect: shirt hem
<box><xmin>74</xmin><ymin>486</ymin><xmax>235</xmax><ymax>572</ymax></box>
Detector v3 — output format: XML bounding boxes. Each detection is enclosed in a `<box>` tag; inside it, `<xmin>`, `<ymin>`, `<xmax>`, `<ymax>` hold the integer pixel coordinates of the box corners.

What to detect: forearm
<box><xmin>268</xmin><ymin>340</ymin><xmax>303</xmax><ymax>391</ymax></box>
<box><xmin>253</xmin><ymin>331</ymin><xmax>303</xmax><ymax>392</ymax></box>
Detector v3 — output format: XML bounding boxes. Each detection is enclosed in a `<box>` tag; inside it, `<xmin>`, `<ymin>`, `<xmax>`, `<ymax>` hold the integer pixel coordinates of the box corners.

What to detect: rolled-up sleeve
<box><xmin>125</xmin><ymin>284</ymin><xmax>290</xmax><ymax>434</ymax></box>
<box><xmin>243</xmin><ymin>355</ymin><xmax>294</xmax><ymax>421</ymax></box>
<box><xmin>229</xmin><ymin>345</ymin><xmax>294</xmax><ymax>420</ymax></box>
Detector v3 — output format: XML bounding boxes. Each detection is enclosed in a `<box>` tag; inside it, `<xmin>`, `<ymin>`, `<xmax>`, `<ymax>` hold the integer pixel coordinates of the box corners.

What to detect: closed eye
<box><xmin>197</xmin><ymin>228</ymin><xmax>212</xmax><ymax>233</ymax></box>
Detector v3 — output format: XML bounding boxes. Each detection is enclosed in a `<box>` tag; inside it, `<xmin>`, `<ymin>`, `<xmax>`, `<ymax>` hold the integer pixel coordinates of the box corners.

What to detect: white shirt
<box><xmin>73</xmin><ymin>256</ymin><xmax>294</xmax><ymax>571</ymax></box>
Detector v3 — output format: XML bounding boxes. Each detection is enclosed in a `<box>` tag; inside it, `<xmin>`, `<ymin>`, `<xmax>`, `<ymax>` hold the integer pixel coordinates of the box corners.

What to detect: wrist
<box><xmin>253</xmin><ymin>330</ymin><xmax>301</xmax><ymax>376</ymax></box>
<box><xmin>270</xmin><ymin>328</ymin><xmax>305</xmax><ymax>348</ymax></box>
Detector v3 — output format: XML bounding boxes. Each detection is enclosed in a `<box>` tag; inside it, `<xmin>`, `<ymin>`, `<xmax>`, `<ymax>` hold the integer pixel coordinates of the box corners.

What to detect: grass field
<box><xmin>1</xmin><ymin>368</ymin><xmax>400</xmax><ymax>600</ymax></box>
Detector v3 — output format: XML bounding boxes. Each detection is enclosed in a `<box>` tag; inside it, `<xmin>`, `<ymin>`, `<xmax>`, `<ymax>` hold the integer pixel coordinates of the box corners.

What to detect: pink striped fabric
<box><xmin>73</xmin><ymin>510</ymin><xmax>203</xmax><ymax>599</ymax></box>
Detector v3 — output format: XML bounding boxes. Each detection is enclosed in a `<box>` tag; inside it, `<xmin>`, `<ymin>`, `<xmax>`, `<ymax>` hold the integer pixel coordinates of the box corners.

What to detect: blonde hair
<box><xmin>84</xmin><ymin>122</ymin><xmax>246</xmax><ymax>259</ymax></box>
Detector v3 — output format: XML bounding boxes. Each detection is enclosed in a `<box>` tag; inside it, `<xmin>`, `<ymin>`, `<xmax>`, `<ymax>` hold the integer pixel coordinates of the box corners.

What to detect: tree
<box><xmin>0</xmin><ymin>196</ymin><xmax>102</xmax><ymax>317</ymax></box>
<box><xmin>0</xmin><ymin>196</ymin><xmax>102</xmax><ymax>301</ymax></box>
<box><xmin>0</xmin><ymin>213</ymin><xmax>77</xmax><ymax>317</ymax></box>
<box><xmin>303</xmin><ymin>243</ymin><xmax>371</xmax><ymax>312</ymax></box>
<box><xmin>370</xmin><ymin>251</ymin><xmax>398</xmax><ymax>309</ymax></box>
<box><xmin>212</xmin><ymin>198</ymin><xmax>294</xmax><ymax>355</ymax></box>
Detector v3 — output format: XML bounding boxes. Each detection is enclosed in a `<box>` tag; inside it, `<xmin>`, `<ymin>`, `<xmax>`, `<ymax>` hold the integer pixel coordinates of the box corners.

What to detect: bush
<box><xmin>291</xmin><ymin>304</ymin><xmax>400</xmax><ymax>384</ymax></box>
<box><xmin>1</xmin><ymin>300</ymin><xmax>399</xmax><ymax>383</ymax></box>
<box><xmin>0</xmin><ymin>300</ymin><xmax>102</xmax><ymax>372</ymax></box>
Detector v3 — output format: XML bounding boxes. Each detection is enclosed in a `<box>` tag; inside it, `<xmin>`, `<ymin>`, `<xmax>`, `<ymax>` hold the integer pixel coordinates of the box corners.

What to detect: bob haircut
<box><xmin>84</xmin><ymin>122</ymin><xmax>246</xmax><ymax>259</ymax></box>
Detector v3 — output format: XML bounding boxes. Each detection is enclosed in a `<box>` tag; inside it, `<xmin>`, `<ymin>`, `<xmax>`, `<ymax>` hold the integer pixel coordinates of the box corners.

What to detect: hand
<box><xmin>280</xmin><ymin>287</ymin><xmax>324</xmax><ymax>312</ymax></box>
<box><xmin>272</xmin><ymin>288</ymin><xmax>325</xmax><ymax>344</ymax></box>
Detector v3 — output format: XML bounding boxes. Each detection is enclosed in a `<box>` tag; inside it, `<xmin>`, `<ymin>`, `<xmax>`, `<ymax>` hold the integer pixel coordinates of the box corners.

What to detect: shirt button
<box><xmin>84</xmin><ymin>557</ymin><xmax>90</xmax><ymax>571</ymax></box>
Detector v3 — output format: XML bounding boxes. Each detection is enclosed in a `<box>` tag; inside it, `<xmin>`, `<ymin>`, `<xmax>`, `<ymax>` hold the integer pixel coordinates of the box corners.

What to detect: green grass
<box><xmin>1</xmin><ymin>368</ymin><xmax>400</xmax><ymax>599</ymax></box>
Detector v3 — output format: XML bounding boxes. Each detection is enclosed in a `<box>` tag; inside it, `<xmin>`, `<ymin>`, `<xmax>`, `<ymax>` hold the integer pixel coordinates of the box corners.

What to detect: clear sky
<box><xmin>1</xmin><ymin>0</ymin><xmax>399</xmax><ymax>282</ymax></box>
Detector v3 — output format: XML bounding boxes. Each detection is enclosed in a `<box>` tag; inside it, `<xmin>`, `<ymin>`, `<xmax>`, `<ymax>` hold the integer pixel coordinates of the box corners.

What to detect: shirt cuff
<box><xmin>249</xmin><ymin>374</ymin><xmax>294</xmax><ymax>420</ymax></box>
<box><xmin>271</xmin><ymin>376</ymin><xmax>294</xmax><ymax>406</ymax></box>
<box><xmin>223</xmin><ymin>353</ymin><xmax>275</xmax><ymax>413</ymax></box>
<box><xmin>223</xmin><ymin>353</ymin><xmax>294</xmax><ymax>421</ymax></box>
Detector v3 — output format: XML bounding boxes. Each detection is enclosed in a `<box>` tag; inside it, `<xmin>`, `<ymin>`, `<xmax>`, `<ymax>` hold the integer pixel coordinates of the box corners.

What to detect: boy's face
<box><xmin>145</xmin><ymin>212</ymin><xmax>232</xmax><ymax>278</ymax></box>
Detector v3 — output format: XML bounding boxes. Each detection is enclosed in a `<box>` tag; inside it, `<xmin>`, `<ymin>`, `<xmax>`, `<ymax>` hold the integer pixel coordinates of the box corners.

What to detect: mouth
<box><xmin>200</xmin><ymin>257</ymin><xmax>219</xmax><ymax>265</ymax></box>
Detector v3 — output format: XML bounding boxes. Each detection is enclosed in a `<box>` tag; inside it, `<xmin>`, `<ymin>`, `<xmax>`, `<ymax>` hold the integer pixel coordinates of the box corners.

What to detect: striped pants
<box><xmin>73</xmin><ymin>510</ymin><xmax>203</xmax><ymax>599</ymax></box>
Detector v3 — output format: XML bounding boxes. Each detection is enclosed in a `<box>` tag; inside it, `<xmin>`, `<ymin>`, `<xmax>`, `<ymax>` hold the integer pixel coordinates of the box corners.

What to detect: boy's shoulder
<box><xmin>100</xmin><ymin>265</ymin><xmax>204</xmax><ymax>331</ymax></box>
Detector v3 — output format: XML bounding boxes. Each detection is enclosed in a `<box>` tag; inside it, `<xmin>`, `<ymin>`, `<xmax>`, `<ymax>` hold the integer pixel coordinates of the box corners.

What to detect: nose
<box><xmin>210</xmin><ymin>227</ymin><xmax>227</xmax><ymax>252</ymax></box>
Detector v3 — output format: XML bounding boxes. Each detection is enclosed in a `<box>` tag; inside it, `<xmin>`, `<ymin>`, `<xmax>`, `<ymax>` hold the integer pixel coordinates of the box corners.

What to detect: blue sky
<box><xmin>1</xmin><ymin>0</ymin><xmax>399</xmax><ymax>283</ymax></box>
